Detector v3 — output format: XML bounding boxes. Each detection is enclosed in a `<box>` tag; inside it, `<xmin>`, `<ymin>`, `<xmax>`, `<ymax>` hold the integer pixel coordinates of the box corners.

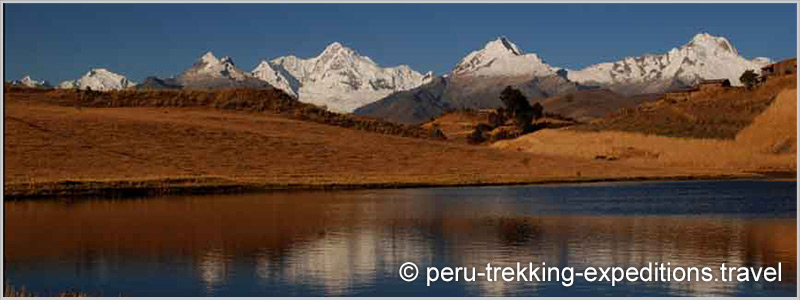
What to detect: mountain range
<box><xmin>9</xmin><ymin>75</ymin><xmax>51</xmax><ymax>88</ymax></box>
<box><xmin>251</xmin><ymin>42</ymin><xmax>433</xmax><ymax>112</ymax></box>
<box><xmin>355</xmin><ymin>33</ymin><xmax>771</xmax><ymax>123</ymax></box>
<box><xmin>58</xmin><ymin>68</ymin><xmax>136</xmax><ymax>91</ymax></box>
<box><xmin>566</xmin><ymin>33</ymin><xmax>769</xmax><ymax>95</ymax></box>
<box><xmin>17</xmin><ymin>32</ymin><xmax>771</xmax><ymax>123</ymax></box>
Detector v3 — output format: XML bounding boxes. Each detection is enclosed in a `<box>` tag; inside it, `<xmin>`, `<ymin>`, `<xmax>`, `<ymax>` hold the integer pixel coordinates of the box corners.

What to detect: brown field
<box><xmin>493</xmin><ymin>88</ymin><xmax>797</xmax><ymax>174</ymax></box>
<box><xmin>3</xmin><ymin>90</ymin><xmax>749</xmax><ymax>198</ymax></box>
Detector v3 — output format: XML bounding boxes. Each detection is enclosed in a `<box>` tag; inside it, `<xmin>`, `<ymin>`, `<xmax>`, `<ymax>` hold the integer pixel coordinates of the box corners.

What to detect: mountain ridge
<box><xmin>59</xmin><ymin>68</ymin><xmax>136</xmax><ymax>91</ymax></box>
<box><xmin>356</xmin><ymin>33</ymin><xmax>773</xmax><ymax>124</ymax></box>
<box><xmin>253</xmin><ymin>42</ymin><xmax>433</xmax><ymax>112</ymax></box>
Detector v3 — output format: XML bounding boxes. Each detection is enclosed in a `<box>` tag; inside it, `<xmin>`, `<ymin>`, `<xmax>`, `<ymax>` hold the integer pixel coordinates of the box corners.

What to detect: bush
<box><xmin>740</xmin><ymin>70</ymin><xmax>759</xmax><ymax>89</ymax></box>
<box><xmin>467</xmin><ymin>123</ymin><xmax>493</xmax><ymax>144</ymax></box>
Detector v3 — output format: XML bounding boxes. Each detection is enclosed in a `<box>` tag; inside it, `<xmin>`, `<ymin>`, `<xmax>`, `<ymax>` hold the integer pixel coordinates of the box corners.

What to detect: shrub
<box><xmin>740</xmin><ymin>70</ymin><xmax>759</xmax><ymax>89</ymax></box>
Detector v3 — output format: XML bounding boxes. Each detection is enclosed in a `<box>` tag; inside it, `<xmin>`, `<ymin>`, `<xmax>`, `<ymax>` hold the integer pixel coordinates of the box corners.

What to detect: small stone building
<box><xmin>697</xmin><ymin>79</ymin><xmax>731</xmax><ymax>91</ymax></box>
<box><xmin>761</xmin><ymin>58</ymin><xmax>797</xmax><ymax>78</ymax></box>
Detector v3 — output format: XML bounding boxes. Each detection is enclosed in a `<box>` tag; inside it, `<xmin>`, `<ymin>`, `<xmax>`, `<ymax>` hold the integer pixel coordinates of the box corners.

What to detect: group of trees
<box><xmin>499</xmin><ymin>86</ymin><xmax>543</xmax><ymax>131</ymax></box>
<box><xmin>467</xmin><ymin>86</ymin><xmax>544</xmax><ymax>144</ymax></box>
<box><xmin>740</xmin><ymin>70</ymin><xmax>760</xmax><ymax>89</ymax></box>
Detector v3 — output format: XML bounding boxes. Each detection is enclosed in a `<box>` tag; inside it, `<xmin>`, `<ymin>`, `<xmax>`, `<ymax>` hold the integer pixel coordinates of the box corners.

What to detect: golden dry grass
<box><xmin>736</xmin><ymin>89</ymin><xmax>797</xmax><ymax>154</ymax></box>
<box><xmin>4</xmin><ymin>93</ymin><xmax>739</xmax><ymax>198</ymax></box>
<box><xmin>421</xmin><ymin>111</ymin><xmax>490</xmax><ymax>143</ymax></box>
<box><xmin>578</xmin><ymin>75</ymin><xmax>797</xmax><ymax>139</ymax></box>
<box><xmin>493</xmin><ymin>89</ymin><xmax>797</xmax><ymax>174</ymax></box>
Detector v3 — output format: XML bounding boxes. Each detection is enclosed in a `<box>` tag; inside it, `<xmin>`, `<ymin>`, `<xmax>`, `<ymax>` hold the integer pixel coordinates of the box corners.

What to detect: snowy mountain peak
<box><xmin>254</xmin><ymin>59</ymin><xmax>269</xmax><ymax>68</ymax></box>
<box><xmin>319</xmin><ymin>42</ymin><xmax>355</xmax><ymax>58</ymax></box>
<box><xmin>200</xmin><ymin>51</ymin><xmax>219</xmax><ymax>64</ymax></box>
<box><xmin>59</xmin><ymin>68</ymin><xmax>134</xmax><ymax>91</ymax></box>
<box><xmin>324</xmin><ymin>42</ymin><xmax>343</xmax><ymax>51</ymax></box>
<box><xmin>485</xmin><ymin>36</ymin><xmax>523</xmax><ymax>56</ymax></box>
<box><xmin>258</xmin><ymin>42</ymin><xmax>431</xmax><ymax>112</ymax></box>
<box><xmin>87</xmin><ymin>68</ymin><xmax>113</xmax><ymax>76</ymax></box>
<box><xmin>251</xmin><ymin>59</ymin><xmax>300</xmax><ymax>97</ymax></box>
<box><xmin>684</xmin><ymin>33</ymin><xmax>737</xmax><ymax>56</ymax></box>
<box><xmin>453</xmin><ymin>36</ymin><xmax>555</xmax><ymax>78</ymax></box>
<box><xmin>11</xmin><ymin>75</ymin><xmax>51</xmax><ymax>88</ymax></box>
<box><xmin>185</xmin><ymin>51</ymin><xmax>247</xmax><ymax>80</ymax></box>
<box><xmin>567</xmin><ymin>32</ymin><xmax>771</xmax><ymax>94</ymax></box>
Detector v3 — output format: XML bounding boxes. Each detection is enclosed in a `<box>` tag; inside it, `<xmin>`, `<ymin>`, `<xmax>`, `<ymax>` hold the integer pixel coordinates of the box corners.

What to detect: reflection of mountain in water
<box><xmin>4</xmin><ymin>182</ymin><xmax>796</xmax><ymax>296</ymax></box>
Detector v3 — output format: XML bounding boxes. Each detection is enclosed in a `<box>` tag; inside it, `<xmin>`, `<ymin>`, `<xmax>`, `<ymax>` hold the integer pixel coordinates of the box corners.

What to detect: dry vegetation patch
<box><xmin>4</xmin><ymin>85</ymin><xmax>445</xmax><ymax>140</ymax></box>
<box><xmin>576</xmin><ymin>75</ymin><xmax>796</xmax><ymax>139</ymax></box>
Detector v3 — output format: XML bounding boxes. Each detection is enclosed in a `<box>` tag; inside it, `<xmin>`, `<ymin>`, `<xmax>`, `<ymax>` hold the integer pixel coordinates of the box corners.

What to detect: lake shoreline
<box><xmin>4</xmin><ymin>172</ymin><xmax>792</xmax><ymax>201</ymax></box>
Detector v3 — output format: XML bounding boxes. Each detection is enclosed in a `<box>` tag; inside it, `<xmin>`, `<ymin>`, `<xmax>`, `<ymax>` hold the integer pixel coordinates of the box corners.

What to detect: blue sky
<box><xmin>4</xmin><ymin>3</ymin><xmax>797</xmax><ymax>83</ymax></box>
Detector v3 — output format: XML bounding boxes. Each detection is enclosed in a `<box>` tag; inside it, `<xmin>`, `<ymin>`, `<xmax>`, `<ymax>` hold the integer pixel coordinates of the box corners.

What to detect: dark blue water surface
<box><xmin>4</xmin><ymin>180</ymin><xmax>797</xmax><ymax>296</ymax></box>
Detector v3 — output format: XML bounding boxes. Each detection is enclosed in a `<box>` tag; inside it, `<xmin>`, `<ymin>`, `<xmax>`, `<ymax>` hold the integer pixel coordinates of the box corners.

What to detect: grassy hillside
<box><xmin>4</xmin><ymin>89</ymin><xmax>733</xmax><ymax>198</ymax></box>
<box><xmin>576</xmin><ymin>75</ymin><xmax>797</xmax><ymax>139</ymax></box>
<box><xmin>541</xmin><ymin>89</ymin><xmax>659</xmax><ymax>123</ymax></box>
<box><xmin>493</xmin><ymin>87</ymin><xmax>797</xmax><ymax>174</ymax></box>
<box><xmin>4</xmin><ymin>85</ymin><xmax>445</xmax><ymax>140</ymax></box>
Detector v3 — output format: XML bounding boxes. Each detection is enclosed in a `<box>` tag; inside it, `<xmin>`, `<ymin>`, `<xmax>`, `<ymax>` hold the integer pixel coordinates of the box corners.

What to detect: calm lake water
<box><xmin>4</xmin><ymin>180</ymin><xmax>797</xmax><ymax>296</ymax></box>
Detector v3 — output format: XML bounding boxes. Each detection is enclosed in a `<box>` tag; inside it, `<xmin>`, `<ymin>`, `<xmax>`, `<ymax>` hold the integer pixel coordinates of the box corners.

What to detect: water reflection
<box><xmin>4</xmin><ymin>181</ymin><xmax>796</xmax><ymax>296</ymax></box>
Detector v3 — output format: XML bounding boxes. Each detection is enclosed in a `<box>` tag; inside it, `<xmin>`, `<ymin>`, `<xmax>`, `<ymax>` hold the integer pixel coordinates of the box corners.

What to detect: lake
<box><xmin>4</xmin><ymin>180</ymin><xmax>796</xmax><ymax>296</ymax></box>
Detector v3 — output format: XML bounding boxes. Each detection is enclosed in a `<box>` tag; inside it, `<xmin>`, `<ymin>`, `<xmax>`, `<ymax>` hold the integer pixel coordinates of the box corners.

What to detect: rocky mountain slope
<box><xmin>253</xmin><ymin>42</ymin><xmax>432</xmax><ymax>112</ymax></box>
<box><xmin>177</xmin><ymin>52</ymin><xmax>272</xmax><ymax>90</ymax></box>
<box><xmin>59</xmin><ymin>68</ymin><xmax>135</xmax><ymax>91</ymax></box>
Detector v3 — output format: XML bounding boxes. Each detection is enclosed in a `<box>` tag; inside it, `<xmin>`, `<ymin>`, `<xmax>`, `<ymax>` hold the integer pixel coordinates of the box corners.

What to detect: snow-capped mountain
<box><xmin>356</xmin><ymin>36</ymin><xmax>576</xmax><ymax>124</ymax></box>
<box><xmin>59</xmin><ymin>68</ymin><xmax>135</xmax><ymax>91</ymax></box>
<box><xmin>251</xmin><ymin>60</ymin><xmax>300</xmax><ymax>97</ymax></box>
<box><xmin>567</xmin><ymin>33</ymin><xmax>771</xmax><ymax>94</ymax></box>
<box><xmin>10</xmin><ymin>75</ymin><xmax>51</xmax><ymax>88</ymax></box>
<box><xmin>453</xmin><ymin>36</ymin><xmax>558</xmax><ymax>78</ymax></box>
<box><xmin>178</xmin><ymin>52</ymin><xmax>272</xmax><ymax>90</ymax></box>
<box><xmin>253</xmin><ymin>42</ymin><xmax>432</xmax><ymax>112</ymax></box>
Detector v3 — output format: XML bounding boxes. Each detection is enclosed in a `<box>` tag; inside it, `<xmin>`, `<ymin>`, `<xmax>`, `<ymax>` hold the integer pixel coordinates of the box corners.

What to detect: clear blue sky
<box><xmin>4</xmin><ymin>3</ymin><xmax>797</xmax><ymax>83</ymax></box>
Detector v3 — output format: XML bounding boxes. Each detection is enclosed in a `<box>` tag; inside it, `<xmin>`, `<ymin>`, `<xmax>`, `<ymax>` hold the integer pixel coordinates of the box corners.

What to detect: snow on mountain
<box><xmin>254</xmin><ymin>42</ymin><xmax>432</xmax><ymax>112</ymax></box>
<box><xmin>183</xmin><ymin>52</ymin><xmax>250</xmax><ymax>80</ymax></box>
<box><xmin>452</xmin><ymin>36</ymin><xmax>558</xmax><ymax>78</ymax></box>
<box><xmin>59</xmin><ymin>68</ymin><xmax>135</xmax><ymax>91</ymax></box>
<box><xmin>251</xmin><ymin>60</ymin><xmax>300</xmax><ymax>97</ymax></box>
<box><xmin>567</xmin><ymin>33</ymin><xmax>771</xmax><ymax>94</ymax></box>
<box><xmin>11</xmin><ymin>75</ymin><xmax>51</xmax><ymax>88</ymax></box>
<box><xmin>178</xmin><ymin>52</ymin><xmax>271</xmax><ymax>90</ymax></box>
<box><xmin>355</xmin><ymin>37</ymin><xmax>578</xmax><ymax>124</ymax></box>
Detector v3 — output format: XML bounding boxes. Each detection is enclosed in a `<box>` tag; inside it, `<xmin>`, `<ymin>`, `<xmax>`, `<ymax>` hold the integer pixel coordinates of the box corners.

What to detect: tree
<box><xmin>500</xmin><ymin>86</ymin><xmax>532</xmax><ymax>116</ymax></box>
<box><xmin>499</xmin><ymin>86</ymin><xmax>534</xmax><ymax>131</ymax></box>
<box><xmin>740</xmin><ymin>70</ymin><xmax>759</xmax><ymax>89</ymax></box>
<box><xmin>531</xmin><ymin>102</ymin><xmax>544</xmax><ymax>120</ymax></box>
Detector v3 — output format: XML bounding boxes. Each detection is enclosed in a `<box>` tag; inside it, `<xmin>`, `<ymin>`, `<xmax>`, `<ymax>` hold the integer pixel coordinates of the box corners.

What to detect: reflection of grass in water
<box><xmin>4</xmin><ymin>284</ymin><xmax>87</xmax><ymax>297</ymax></box>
